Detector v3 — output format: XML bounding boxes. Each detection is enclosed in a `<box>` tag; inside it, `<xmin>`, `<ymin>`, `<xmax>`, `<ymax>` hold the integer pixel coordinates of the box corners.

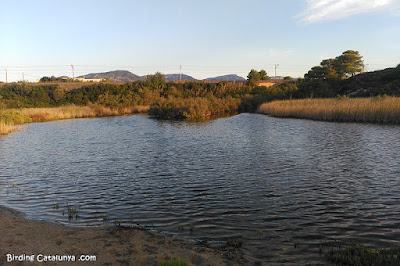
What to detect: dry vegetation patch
<box><xmin>0</xmin><ymin>105</ymin><xmax>150</xmax><ymax>135</ymax></box>
<box><xmin>258</xmin><ymin>96</ymin><xmax>400</xmax><ymax>124</ymax></box>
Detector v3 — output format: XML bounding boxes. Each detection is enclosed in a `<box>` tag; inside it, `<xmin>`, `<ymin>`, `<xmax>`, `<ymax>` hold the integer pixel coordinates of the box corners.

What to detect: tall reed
<box><xmin>0</xmin><ymin>122</ymin><xmax>18</xmax><ymax>135</ymax></box>
<box><xmin>0</xmin><ymin>105</ymin><xmax>150</xmax><ymax>135</ymax></box>
<box><xmin>18</xmin><ymin>105</ymin><xmax>149</xmax><ymax>122</ymax></box>
<box><xmin>257</xmin><ymin>96</ymin><xmax>400</xmax><ymax>124</ymax></box>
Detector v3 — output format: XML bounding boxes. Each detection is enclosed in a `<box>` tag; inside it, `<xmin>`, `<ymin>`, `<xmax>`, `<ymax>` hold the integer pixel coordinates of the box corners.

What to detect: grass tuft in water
<box><xmin>159</xmin><ymin>258</ymin><xmax>189</xmax><ymax>266</ymax></box>
<box><xmin>114</xmin><ymin>219</ymin><xmax>122</xmax><ymax>226</ymax></box>
<box><xmin>65</xmin><ymin>205</ymin><xmax>79</xmax><ymax>220</ymax></box>
<box><xmin>227</xmin><ymin>239</ymin><xmax>243</xmax><ymax>248</ymax></box>
<box><xmin>322</xmin><ymin>242</ymin><xmax>400</xmax><ymax>265</ymax></box>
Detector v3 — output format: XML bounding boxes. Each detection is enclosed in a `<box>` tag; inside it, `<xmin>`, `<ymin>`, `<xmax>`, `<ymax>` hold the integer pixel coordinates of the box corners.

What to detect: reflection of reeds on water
<box><xmin>258</xmin><ymin>96</ymin><xmax>400</xmax><ymax>124</ymax></box>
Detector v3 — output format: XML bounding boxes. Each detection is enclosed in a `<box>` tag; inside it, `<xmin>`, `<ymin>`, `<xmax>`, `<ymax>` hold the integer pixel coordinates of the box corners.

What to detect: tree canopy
<box><xmin>145</xmin><ymin>72</ymin><xmax>166</xmax><ymax>90</ymax></box>
<box><xmin>334</xmin><ymin>50</ymin><xmax>364</xmax><ymax>78</ymax></box>
<box><xmin>247</xmin><ymin>69</ymin><xmax>270</xmax><ymax>86</ymax></box>
<box><xmin>305</xmin><ymin>50</ymin><xmax>364</xmax><ymax>81</ymax></box>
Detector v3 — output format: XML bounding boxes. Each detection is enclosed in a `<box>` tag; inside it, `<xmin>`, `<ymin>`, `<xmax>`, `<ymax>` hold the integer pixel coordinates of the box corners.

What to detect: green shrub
<box><xmin>0</xmin><ymin>110</ymin><xmax>32</xmax><ymax>125</ymax></box>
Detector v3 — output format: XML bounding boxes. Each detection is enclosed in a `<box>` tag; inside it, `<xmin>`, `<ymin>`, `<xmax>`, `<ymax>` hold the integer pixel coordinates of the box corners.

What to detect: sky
<box><xmin>0</xmin><ymin>0</ymin><xmax>399</xmax><ymax>82</ymax></box>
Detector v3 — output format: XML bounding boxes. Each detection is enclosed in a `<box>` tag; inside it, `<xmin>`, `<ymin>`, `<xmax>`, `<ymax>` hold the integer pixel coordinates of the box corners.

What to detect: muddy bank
<box><xmin>0</xmin><ymin>206</ymin><xmax>240</xmax><ymax>265</ymax></box>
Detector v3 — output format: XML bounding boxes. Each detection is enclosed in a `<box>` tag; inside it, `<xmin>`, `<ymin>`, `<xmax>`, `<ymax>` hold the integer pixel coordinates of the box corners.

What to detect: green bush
<box><xmin>0</xmin><ymin>110</ymin><xmax>32</xmax><ymax>125</ymax></box>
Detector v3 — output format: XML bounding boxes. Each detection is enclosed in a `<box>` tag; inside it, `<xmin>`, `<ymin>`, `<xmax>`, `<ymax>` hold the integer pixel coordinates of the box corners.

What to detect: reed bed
<box><xmin>0</xmin><ymin>122</ymin><xmax>18</xmax><ymax>135</ymax></box>
<box><xmin>0</xmin><ymin>105</ymin><xmax>150</xmax><ymax>135</ymax></box>
<box><xmin>257</xmin><ymin>96</ymin><xmax>400</xmax><ymax>124</ymax></box>
<box><xmin>18</xmin><ymin>105</ymin><xmax>149</xmax><ymax>122</ymax></box>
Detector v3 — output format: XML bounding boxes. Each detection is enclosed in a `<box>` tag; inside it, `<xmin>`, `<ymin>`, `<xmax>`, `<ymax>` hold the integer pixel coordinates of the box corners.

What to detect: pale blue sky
<box><xmin>1</xmin><ymin>0</ymin><xmax>399</xmax><ymax>82</ymax></box>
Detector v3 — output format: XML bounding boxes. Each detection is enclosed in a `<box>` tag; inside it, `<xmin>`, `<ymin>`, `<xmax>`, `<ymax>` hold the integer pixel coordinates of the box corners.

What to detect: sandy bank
<box><xmin>0</xmin><ymin>206</ymin><xmax>238</xmax><ymax>265</ymax></box>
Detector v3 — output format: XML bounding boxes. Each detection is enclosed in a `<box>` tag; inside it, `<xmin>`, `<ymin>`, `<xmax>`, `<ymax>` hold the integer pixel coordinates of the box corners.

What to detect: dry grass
<box><xmin>0</xmin><ymin>122</ymin><xmax>19</xmax><ymax>135</ymax></box>
<box><xmin>257</xmin><ymin>96</ymin><xmax>400</xmax><ymax>124</ymax></box>
<box><xmin>0</xmin><ymin>105</ymin><xmax>150</xmax><ymax>135</ymax></box>
<box><xmin>17</xmin><ymin>105</ymin><xmax>150</xmax><ymax>122</ymax></box>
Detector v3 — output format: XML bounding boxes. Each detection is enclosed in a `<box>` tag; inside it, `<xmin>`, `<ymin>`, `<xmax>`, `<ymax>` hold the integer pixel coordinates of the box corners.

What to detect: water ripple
<box><xmin>0</xmin><ymin>114</ymin><xmax>400</xmax><ymax>263</ymax></box>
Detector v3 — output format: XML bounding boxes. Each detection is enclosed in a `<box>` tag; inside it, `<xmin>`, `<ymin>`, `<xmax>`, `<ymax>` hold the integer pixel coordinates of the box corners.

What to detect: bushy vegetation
<box><xmin>295</xmin><ymin>51</ymin><xmax>400</xmax><ymax>98</ymax></box>
<box><xmin>0</xmin><ymin>74</ymin><xmax>296</xmax><ymax>134</ymax></box>
<box><xmin>149</xmin><ymin>96</ymin><xmax>240</xmax><ymax>119</ymax></box>
<box><xmin>2</xmin><ymin>50</ymin><xmax>398</xmax><ymax>133</ymax></box>
<box><xmin>338</xmin><ymin>64</ymin><xmax>400</xmax><ymax>97</ymax></box>
<box><xmin>39</xmin><ymin>76</ymin><xmax>74</xmax><ymax>82</ymax></box>
<box><xmin>0</xmin><ymin>74</ymin><xmax>295</xmax><ymax>122</ymax></box>
<box><xmin>247</xmin><ymin>69</ymin><xmax>270</xmax><ymax>86</ymax></box>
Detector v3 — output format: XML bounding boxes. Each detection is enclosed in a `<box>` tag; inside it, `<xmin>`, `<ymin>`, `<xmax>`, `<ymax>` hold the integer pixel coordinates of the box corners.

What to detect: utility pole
<box><xmin>179</xmin><ymin>65</ymin><xmax>182</xmax><ymax>82</ymax></box>
<box><xmin>274</xmin><ymin>64</ymin><xmax>279</xmax><ymax>81</ymax></box>
<box><xmin>22</xmin><ymin>72</ymin><xmax>24</xmax><ymax>82</ymax></box>
<box><xmin>71</xmin><ymin>64</ymin><xmax>75</xmax><ymax>80</ymax></box>
<box><xmin>5</xmin><ymin>68</ymin><xmax>7</xmax><ymax>83</ymax></box>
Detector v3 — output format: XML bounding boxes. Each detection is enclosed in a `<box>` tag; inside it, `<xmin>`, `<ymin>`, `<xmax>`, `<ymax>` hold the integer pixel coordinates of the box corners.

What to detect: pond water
<box><xmin>1</xmin><ymin>114</ymin><xmax>399</xmax><ymax>264</ymax></box>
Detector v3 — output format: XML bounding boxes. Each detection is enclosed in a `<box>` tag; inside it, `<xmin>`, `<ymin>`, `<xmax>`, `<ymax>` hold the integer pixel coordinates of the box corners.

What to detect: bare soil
<box><xmin>0</xmin><ymin>206</ymin><xmax>238</xmax><ymax>265</ymax></box>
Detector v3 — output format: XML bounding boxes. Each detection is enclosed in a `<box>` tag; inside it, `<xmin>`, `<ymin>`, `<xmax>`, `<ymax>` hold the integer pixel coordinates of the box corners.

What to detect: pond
<box><xmin>1</xmin><ymin>113</ymin><xmax>399</xmax><ymax>264</ymax></box>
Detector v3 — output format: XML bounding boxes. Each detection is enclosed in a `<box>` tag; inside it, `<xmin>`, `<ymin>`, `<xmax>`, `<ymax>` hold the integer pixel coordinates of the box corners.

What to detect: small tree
<box><xmin>305</xmin><ymin>66</ymin><xmax>327</xmax><ymax>80</ymax></box>
<box><xmin>333</xmin><ymin>50</ymin><xmax>364</xmax><ymax>78</ymax></box>
<box><xmin>40</xmin><ymin>76</ymin><xmax>52</xmax><ymax>82</ymax></box>
<box><xmin>259</xmin><ymin>69</ymin><xmax>270</xmax><ymax>80</ymax></box>
<box><xmin>146</xmin><ymin>72</ymin><xmax>166</xmax><ymax>90</ymax></box>
<box><xmin>247</xmin><ymin>69</ymin><xmax>269</xmax><ymax>86</ymax></box>
<box><xmin>305</xmin><ymin>50</ymin><xmax>364</xmax><ymax>81</ymax></box>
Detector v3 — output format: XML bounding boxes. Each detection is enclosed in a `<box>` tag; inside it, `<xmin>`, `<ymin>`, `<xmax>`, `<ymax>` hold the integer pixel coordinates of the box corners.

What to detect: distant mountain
<box><xmin>77</xmin><ymin>70</ymin><xmax>144</xmax><ymax>82</ymax></box>
<box><xmin>204</xmin><ymin>74</ymin><xmax>246</xmax><ymax>81</ymax></box>
<box><xmin>164</xmin><ymin>74</ymin><xmax>197</xmax><ymax>82</ymax></box>
<box><xmin>77</xmin><ymin>70</ymin><xmax>258</xmax><ymax>83</ymax></box>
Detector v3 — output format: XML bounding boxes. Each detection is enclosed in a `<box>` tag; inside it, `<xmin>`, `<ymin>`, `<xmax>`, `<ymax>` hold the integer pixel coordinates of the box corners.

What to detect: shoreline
<box><xmin>0</xmin><ymin>205</ymin><xmax>238</xmax><ymax>265</ymax></box>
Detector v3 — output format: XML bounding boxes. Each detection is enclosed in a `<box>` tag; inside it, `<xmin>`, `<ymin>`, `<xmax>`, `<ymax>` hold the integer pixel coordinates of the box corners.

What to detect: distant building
<box><xmin>256</xmin><ymin>79</ymin><xmax>296</xmax><ymax>87</ymax></box>
<box><xmin>256</xmin><ymin>80</ymin><xmax>278</xmax><ymax>87</ymax></box>
<box><xmin>75</xmin><ymin>78</ymin><xmax>104</xmax><ymax>82</ymax></box>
